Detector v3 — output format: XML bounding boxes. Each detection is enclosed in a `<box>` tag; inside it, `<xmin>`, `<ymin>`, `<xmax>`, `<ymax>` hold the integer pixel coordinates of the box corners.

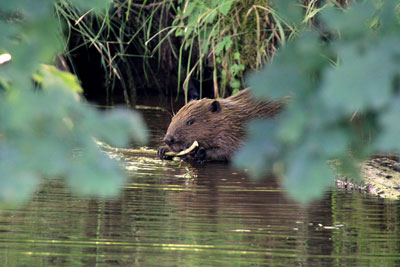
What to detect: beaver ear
<box><xmin>210</xmin><ymin>100</ymin><xmax>221</xmax><ymax>113</ymax></box>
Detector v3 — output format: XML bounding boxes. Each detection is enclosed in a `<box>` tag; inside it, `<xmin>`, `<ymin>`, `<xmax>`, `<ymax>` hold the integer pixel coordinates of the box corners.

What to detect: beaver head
<box><xmin>163</xmin><ymin>98</ymin><xmax>228</xmax><ymax>153</ymax></box>
<box><xmin>160</xmin><ymin>89</ymin><xmax>284</xmax><ymax>161</ymax></box>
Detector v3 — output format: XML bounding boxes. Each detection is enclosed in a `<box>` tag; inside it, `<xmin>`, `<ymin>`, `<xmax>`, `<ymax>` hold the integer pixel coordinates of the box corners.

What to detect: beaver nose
<box><xmin>164</xmin><ymin>135</ymin><xmax>175</xmax><ymax>146</ymax></box>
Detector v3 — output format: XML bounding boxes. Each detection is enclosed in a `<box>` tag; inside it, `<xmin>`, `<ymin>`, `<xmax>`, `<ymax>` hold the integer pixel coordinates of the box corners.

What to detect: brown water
<box><xmin>1</xmin><ymin>106</ymin><xmax>400</xmax><ymax>266</ymax></box>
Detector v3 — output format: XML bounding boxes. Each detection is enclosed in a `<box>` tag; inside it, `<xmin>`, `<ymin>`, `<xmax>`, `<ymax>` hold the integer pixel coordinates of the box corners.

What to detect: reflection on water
<box><xmin>0</xmin><ymin>106</ymin><xmax>400</xmax><ymax>266</ymax></box>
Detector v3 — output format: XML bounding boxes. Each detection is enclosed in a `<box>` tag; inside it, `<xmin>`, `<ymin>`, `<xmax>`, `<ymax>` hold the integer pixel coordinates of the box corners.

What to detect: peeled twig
<box><xmin>97</xmin><ymin>140</ymin><xmax>199</xmax><ymax>158</ymax></box>
<box><xmin>174</xmin><ymin>141</ymin><xmax>199</xmax><ymax>156</ymax></box>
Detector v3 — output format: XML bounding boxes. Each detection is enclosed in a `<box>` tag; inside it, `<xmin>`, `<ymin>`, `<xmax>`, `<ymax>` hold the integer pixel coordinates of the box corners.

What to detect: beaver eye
<box><xmin>187</xmin><ymin>119</ymin><xmax>195</xmax><ymax>126</ymax></box>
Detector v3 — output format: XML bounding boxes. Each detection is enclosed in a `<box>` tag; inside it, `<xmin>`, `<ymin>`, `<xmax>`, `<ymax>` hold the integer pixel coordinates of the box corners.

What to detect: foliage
<box><xmin>0</xmin><ymin>0</ymin><xmax>147</xmax><ymax>203</ymax></box>
<box><xmin>172</xmin><ymin>0</ymin><xmax>291</xmax><ymax>99</ymax></box>
<box><xmin>55</xmin><ymin>1</ymin><xmax>341</xmax><ymax>101</ymax></box>
<box><xmin>234</xmin><ymin>0</ymin><xmax>400</xmax><ymax>203</ymax></box>
<box><xmin>170</xmin><ymin>0</ymin><xmax>345</xmax><ymax>100</ymax></box>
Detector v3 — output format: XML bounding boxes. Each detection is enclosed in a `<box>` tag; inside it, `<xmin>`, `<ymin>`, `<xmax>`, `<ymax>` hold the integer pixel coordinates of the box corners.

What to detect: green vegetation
<box><xmin>234</xmin><ymin>0</ymin><xmax>400</xmax><ymax>203</ymax></box>
<box><xmin>0</xmin><ymin>0</ymin><xmax>147</xmax><ymax>203</ymax></box>
<box><xmin>170</xmin><ymin>0</ymin><xmax>304</xmax><ymax>99</ymax></box>
<box><xmin>54</xmin><ymin>0</ymin><xmax>344</xmax><ymax>102</ymax></box>
<box><xmin>57</xmin><ymin>0</ymin><xmax>330</xmax><ymax>101</ymax></box>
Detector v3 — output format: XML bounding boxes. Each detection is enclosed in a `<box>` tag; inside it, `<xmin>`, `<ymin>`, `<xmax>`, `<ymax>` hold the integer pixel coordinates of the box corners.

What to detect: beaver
<box><xmin>158</xmin><ymin>88</ymin><xmax>284</xmax><ymax>162</ymax></box>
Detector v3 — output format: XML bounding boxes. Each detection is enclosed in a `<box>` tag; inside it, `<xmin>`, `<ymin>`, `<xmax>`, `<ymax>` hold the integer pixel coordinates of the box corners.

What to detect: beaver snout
<box><xmin>164</xmin><ymin>135</ymin><xmax>175</xmax><ymax>146</ymax></box>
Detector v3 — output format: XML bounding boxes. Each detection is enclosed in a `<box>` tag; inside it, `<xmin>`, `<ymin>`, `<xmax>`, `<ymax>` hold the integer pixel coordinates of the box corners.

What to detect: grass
<box><xmin>56</xmin><ymin>0</ymin><xmax>346</xmax><ymax>103</ymax></box>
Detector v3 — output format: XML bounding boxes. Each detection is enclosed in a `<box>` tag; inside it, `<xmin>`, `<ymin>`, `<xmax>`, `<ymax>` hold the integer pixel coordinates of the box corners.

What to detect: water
<box><xmin>0</xmin><ymin>105</ymin><xmax>400</xmax><ymax>266</ymax></box>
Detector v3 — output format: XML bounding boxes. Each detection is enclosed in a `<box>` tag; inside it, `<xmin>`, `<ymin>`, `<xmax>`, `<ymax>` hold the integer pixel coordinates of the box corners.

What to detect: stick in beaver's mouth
<box><xmin>164</xmin><ymin>141</ymin><xmax>199</xmax><ymax>157</ymax></box>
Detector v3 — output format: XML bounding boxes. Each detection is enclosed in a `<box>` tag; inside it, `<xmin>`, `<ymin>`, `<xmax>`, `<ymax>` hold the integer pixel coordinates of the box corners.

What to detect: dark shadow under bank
<box><xmin>66</xmin><ymin>25</ymin><xmax>216</xmax><ymax>106</ymax></box>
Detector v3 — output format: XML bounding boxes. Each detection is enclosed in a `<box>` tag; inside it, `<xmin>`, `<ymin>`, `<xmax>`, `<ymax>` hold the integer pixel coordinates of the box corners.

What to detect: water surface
<box><xmin>0</xmin><ymin>104</ymin><xmax>399</xmax><ymax>266</ymax></box>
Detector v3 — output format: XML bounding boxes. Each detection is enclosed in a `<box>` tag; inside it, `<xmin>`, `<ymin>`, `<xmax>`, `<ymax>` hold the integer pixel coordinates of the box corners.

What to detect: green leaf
<box><xmin>0</xmin><ymin>0</ymin><xmax>55</xmax><ymax>20</ymax></box>
<box><xmin>231</xmin><ymin>88</ymin><xmax>240</xmax><ymax>95</ymax></box>
<box><xmin>320</xmin><ymin>2</ymin><xmax>376</xmax><ymax>39</ymax></box>
<box><xmin>215</xmin><ymin>41</ymin><xmax>225</xmax><ymax>55</ymax></box>
<box><xmin>0</xmin><ymin>86</ymin><xmax>148</xmax><ymax>202</ymax></box>
<box><xmin>379</xmin><ymin>0</ymin><xmax>400</xmax><ymax>33</ymax></box>
<box><xmin>248</xmin><ymin>63</ymin><xmax>308</xmax><ymax>99</ymax></box>
<box><xmin>99</xmin><ymin>109</ymin><xmax>148</xmax><ymax>147</ymax></box>
<box><xmin>229</xmin><ymin>78</ymin><xmax>241</xmax><ymax>90</ymax></box>
<box><xmin>374</xmin><ymin>96</ymin><xmax>400</xmax><ymax>152</ymax></box>
<box><xmin>0</xmin><ymin>0</ymin><xmax>151</xmax><ymax>204</ymax></box>
<box><xmin>321</xmin><ymin>38</ymin><xmax>399</xmax><ymax>114</ymax></box>
<box><xmin>4</xmin><ymin>16</ymin><xmax>62</xmax><ymax>85</ymax></box>
<box><xmin>215</xmin><ymin>36</ymin><xmax>232</xmax><ymax>55</ymax></box>
<box><xmin>230</xmin><ymin>64</ymin><xmax>244</xmax><ymax>76</ymax></box>
<box><xmin>218</xmin><ymin>0</ymin><xmax>233</xmax><ymax>16</ymax></box>
<box><xmin>37</xmin><ymin>65</ymin><xmax>83</xmax><ymax>93</ymax></box>
<box><xmin>275</xmin><ymin>0</ymin><xmax>303</xmax><ymax>26</ymax></box>
<box><xmin>276</xmin><ymin>102</ymin><xmax>308</xmax><ymax>144</ymax></box>
<box><xmin>205</xmin><ymin>10</ymin><xmax>218</xmax><ymax>24</ymax></box>
<box><xmin>67</xmin><ymin>150</ymin><xmax>125</xmax><ymax>198</ymax></box>
<box><xmin>233</xmin><ymin>120</ymin><xmax>281</xmax><ymax>178</ymax></box>
<box><xmin>182</xmin><ymin>1</ymin><xmax>197</xmax><ymax>19</ymax></box>
<box><xmin>284</xmin><ymin>152</ymin><xmax>334</xmax><ymax>204</ymax></box>
<box><xmin>247</xmin><ymin>32</ymin><xmax>325</xmax><ymax>99</ymax></box>
<box><xmin>69</xmin><ymin>0</ymin><xmax>111</xmax><ymax>11</ymax></box>
<box><xmin>0</xmin><ymin>146</ymin><xmax>40</xmax><ymax>203</ymax></box>
<box><xmin>0</xmin><ymin>23</ymin><xmax>18</xmax><ymax>47</ymax></box>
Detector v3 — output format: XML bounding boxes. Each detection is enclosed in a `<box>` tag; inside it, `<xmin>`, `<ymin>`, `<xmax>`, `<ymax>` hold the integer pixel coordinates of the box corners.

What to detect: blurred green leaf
<box><xmin>374</xmin><ymin>96</ymin><xmax>400</xmax><ymax>152</ymax></box>
<box><xmin>230</xmin><ymin>64</ymin><xmax>245</xmax><ymax>76</ymax></box>
<box><xmin>237</xmin><ymin>0</ymin><xmax>400</xmax><ymax>203</ymax></box>
<box><xmin>274</xmin><ymin>0</ymin><xmax>303</xmax><ymax>26</ymax></box>
<box><xmin>233</xmin><ymin>120</ymin><xmax>281</xmax><ymax>178</ymax></box>
<box><xmin>0</xmin><ymin>0</ymin><xmax>55</xmax><ymax>20</ymax></box>
<box><xmin>218</xmin><ymin>0</ymin><xmax>233</xmax><ymax>16</ymax></box>
<box><xmin>182</xmin><ymin>1</ymin><xmax>198</xmax><ymax>19</ymax></box>
<box><xmin>248</xmin><ymin>32</ymin><xmax>325</xmax><ymax>99</ymax></box>
<box><xmin>69</xmin><ymin>0</ymin><xmax>111</xmax><ymax>11</ymax></box>
<box><xmin>99</xmin><ymin>109</ymin><xmax>148</xmax><ymax>147</ymax></box>
<box><xmin>248</xmin><ymin>63</ymin><xmax>307</xmax><ymax>99</ymax></box>
<box><xmin>67</xmin><ymin>148</ymin><xmax>125</xmax><ymax>198</ymax></box>
<box><xmin>0</xmin><ymin>145</ymin><xmax>40</xmax><ymax>203</ymax></box>
<box><xmin>0</xmin><ymin>86</ymin><xmax>148</xmax><ymax>202</ymax></box>
<box><xmin>321</xmin><ymin>37</ymin><xmax>399</xmax><ymax>114</ymax></box>
<box><xmin>0</xmin><ymin>0</ymin><xmax>149</xmax><ymax>205</ymax></box>
<box><xmin>215</xmin><ymin>36</ymin><xmax>232</xmax><ymax>55</ymax></box>
<box><xmin>34</xmin><ymin>65</ymin><xmax>83</xmax><ymax>94</ymax></box>
<box><xmin>205</xmin><ymin>10</ymin><xmax>218</xmax><ymax>24</ymax></box>
<box><xmin>229</xmin><ymin>78</ymin><xmax>241</xmax><ymax>90</ymax></box>
<box><xmin>379</xmin><ymin>0</ymin><xmax>400</xmax><ymax>33</ymax></box>
<box><xmin>3</xmin><ymin>16</ymin><xmax>61</xmax><ymax>87</ymax></box>
<box><xmin>276</xmin><ymin>102</ymin><xmax>308</xmax><ymax>144</ymax></box>
<box><xmin>284</xmin><ymin>152</ymin><xmax>334</xmax><ymax>203</ymax></box>
<box><xmin>0</xmin><ymin>23</ymin><xmax>18</xmax><ymax>47</ymax></box>
<box><xmin>320</xmin><ymin>2</ymin><xmax>376</xmax><ymax>39</ymax></box>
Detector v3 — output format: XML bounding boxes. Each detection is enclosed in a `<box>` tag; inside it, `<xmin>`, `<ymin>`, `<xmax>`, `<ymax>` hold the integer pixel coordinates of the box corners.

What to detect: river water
<box><xmin>0</xmin><ymin>103</ymin><xmax>399</xmax><ymax>266</ymax></box>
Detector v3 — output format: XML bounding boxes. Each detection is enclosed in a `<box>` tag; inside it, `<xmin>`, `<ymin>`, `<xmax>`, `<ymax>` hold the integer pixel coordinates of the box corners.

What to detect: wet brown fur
<box><xmin>161</xmin><ymin>88</ymin><xmax>283</xmax><ymax>161</ymax></box>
